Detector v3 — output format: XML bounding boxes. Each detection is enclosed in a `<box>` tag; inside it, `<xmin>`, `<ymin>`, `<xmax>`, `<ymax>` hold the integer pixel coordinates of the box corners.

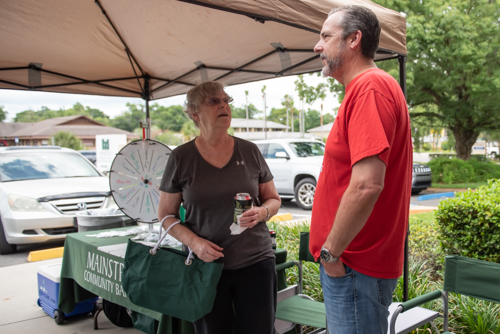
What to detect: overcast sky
<box><xmin>0</xmin><ymin>74</ymin><xmax>340</xmax><ymax>122</ymax></box>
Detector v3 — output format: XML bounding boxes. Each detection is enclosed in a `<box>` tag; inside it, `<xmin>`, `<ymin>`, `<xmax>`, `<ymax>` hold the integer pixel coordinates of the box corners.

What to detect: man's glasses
<box><xmin>205</xmin><ymin>96</ymin><xmax>233</xmax><ymax>106</ymax></box>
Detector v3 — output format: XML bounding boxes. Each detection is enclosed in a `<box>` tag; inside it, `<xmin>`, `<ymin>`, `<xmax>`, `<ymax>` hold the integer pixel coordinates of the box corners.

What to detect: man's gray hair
<box><xmin>329</xmin><ymin>5</ymin><xmax>381</xmax><ymax>59</ymax></box>
<box><xmin>184</xmin><ymin>81</ymin><xmax>226</xmax><ymax>128</ymax></box>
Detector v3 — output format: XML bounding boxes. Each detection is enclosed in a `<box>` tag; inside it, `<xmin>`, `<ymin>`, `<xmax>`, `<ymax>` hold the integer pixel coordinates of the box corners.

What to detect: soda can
<box><xmin>270</xmin><ymin>230</ymin><xmax>276</xmax><ymax>250</ymax></box>
<box><xmin>234</xmin><ymin>193</ymin><xmax>253</xmax><ymax>225</ymax></box>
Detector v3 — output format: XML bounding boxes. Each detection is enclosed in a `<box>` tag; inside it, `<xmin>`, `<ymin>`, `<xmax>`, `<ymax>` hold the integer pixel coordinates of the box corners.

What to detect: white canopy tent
<box><xmin>0</xmin><ymin>0</ymin><xmax>410</xmax><ymax>300</ymax></box>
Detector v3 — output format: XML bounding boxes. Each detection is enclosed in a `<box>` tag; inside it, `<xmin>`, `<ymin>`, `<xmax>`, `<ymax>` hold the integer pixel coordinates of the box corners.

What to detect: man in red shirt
<box><xmin>310</xmin><ymin>5</ymin><xmax>412</xmax><ymax>334</ymax></box>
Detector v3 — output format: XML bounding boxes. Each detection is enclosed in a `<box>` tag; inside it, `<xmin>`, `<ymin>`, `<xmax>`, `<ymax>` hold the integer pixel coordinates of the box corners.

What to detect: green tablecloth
<box><xmin>58</xmin><ymin>226</ymin><xmax>288</xmax><ymax>334</ymax></box>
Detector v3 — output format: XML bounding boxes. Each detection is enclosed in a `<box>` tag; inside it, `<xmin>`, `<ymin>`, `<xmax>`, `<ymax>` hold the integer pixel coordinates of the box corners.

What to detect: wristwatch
<box><xmin>320</xmin><ymin>247</ymin><xmax>340</xmax><ymax>263</ymax></box>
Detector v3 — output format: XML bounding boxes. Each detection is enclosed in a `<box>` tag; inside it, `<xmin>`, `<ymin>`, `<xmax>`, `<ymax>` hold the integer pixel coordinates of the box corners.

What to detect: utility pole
<box><xmin>245</xmin><ymin>90</ymin><xmax>249</xmax><ymax>133</ymax></box>
<box><xmin>262</xmin><ymin>86</ymin><xmax>267</xmax><ymax>139</ymax></box>
<box><xmin>321</xmin><ymin>103</ymin><xmax>324</xmax><ymax>141</ymax></box>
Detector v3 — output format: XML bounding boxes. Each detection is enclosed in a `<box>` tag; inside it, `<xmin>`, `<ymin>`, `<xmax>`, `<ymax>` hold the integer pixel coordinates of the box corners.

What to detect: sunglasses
<box><xmin>205</xmin><ymin>96</ymin><xmax>234</xmax><ymax>106</ymax></box>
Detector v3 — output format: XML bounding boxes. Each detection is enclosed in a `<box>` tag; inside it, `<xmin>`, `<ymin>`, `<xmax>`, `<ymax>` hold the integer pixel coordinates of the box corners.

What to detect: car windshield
<box><xmin>289</xmin><ymin>142</ymin><xmax>325</xmax><ymax>157</ymax></box>
<box><xmin>0</xmin><ymin>151</ymin><xmax>101</xmax><ymax>182</ymax></box>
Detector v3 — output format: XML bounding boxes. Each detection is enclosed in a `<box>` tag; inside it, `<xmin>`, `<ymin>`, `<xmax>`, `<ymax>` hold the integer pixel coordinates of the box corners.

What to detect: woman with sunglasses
<box><xmin>158</xmin><ymin>81</ymin><xmax>281</xmax><ymax>334</ymax></box>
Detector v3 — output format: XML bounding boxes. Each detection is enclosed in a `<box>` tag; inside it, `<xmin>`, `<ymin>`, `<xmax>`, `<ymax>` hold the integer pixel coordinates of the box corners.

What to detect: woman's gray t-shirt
<box><xmin>159</xmin><ymin>136</ymin><xmax>275</xmax><ymax>270</ymax></box>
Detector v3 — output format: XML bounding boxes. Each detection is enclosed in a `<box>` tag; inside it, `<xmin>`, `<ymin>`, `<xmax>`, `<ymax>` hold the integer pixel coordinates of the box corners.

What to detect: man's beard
<box><xmin>321</xmin><ymin>41</ymin><xmax>345</xmax><ymax>77</ymax></box>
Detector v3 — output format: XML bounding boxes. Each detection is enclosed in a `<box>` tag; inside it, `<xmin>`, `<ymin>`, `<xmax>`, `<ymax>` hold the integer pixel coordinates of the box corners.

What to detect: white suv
<box><xmin>0</xmin><ymin>146</ymin><xmax>116</xmax><ymax>254</ymax></box>
<box><xmin>252</xmin><ymin>138</ymin><xmax>325</xmax><ymax>210</ymax></box>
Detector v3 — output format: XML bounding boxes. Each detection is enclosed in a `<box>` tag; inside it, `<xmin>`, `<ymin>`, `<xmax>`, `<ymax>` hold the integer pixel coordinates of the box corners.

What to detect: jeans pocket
<box><xmin>376</xmin><ymin>277</ymin><xmax>398</xmax><ymax>307</ymax></box>
<box><xmin>323</xmin><ymin>263</ymin><xmax>353</xmax><ymax>279</ymax></box>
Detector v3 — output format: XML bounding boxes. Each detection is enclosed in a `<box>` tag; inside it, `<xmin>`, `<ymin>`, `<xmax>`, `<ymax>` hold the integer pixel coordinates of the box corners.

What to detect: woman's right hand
<box><xmin>192</xmin><ymin>238</ymin><xmax>224</xmax><ymax>263</ymax></box>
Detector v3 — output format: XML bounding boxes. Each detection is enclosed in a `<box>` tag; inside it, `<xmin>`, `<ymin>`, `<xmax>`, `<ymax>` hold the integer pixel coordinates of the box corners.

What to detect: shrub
<box><xmin>408</xmin><ymin>211</ymin><xmax>444</xmax><ymax>277</ymax></box>
<box><xmin>435</xmin><ymin>179</ymin><xmax>500</xmax><ymax>263</ymax></box>
<box><xmin>267</xmin><ymin>220</ymin><xmax>323</xmax><ymax>301</ymax></box>
<box><xmin>441</xmin><ymin>140</ymin><xmax>453</xmax><ymax>151</ymax></box>
<box><xmin>428</xmin><ymin>157</ymin><xmax>500</xmax><ymax>184</ymax></box>
<box><xmin>51</xmin><ymin>131</ymin><xmax>82</xmax><ymax>150</ymax></box>
<box><xmin>270</xmin><ymin>213</ymin><xmax>500</xmax><ymax>333</ymax></box>
<box><xmin>422</xmin><ymin>143</ymin><xmax>432</xmax><ymax>151</ymax></box>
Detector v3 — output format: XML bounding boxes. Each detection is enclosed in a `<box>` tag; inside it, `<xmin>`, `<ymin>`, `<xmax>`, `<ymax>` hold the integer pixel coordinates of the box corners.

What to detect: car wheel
<box><xmin>491</xmin><ymin>152</ymin><xmax>497</xmax><ymax>159</ymax></box>
<box><xmin>0</xmin><ymin>218</ymin><xmax>16</xmax><ymax>255</ymax></box>
<box><xmin>294</xmin><ymin>178</ymin><xmax>316</xmax><ymax>211</ymax></box>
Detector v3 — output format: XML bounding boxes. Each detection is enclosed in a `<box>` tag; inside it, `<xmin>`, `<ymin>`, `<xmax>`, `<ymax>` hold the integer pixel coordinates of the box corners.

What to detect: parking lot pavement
<box><xmin>411</xmin><ymin>188</ymin><xmax>468</xmax><ymax>208</ymax></box>
<box><xmin>0</xmin><ymin>257</ymin><xmax>141</xmax><ymax>334</ymax></box>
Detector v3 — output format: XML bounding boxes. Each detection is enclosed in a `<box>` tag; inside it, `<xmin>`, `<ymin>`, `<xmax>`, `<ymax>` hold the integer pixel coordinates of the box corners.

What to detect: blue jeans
<box><xmin>320</xmin><ymin>263</ymin><xmax>398</xmax><ymax>334</ymax></box>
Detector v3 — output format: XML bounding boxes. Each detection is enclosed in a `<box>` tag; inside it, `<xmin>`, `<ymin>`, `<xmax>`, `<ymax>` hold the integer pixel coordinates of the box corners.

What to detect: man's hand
<box><xmin>322</xmin><ymin>259</ymin><xmax>346</xmax><ymax>277</ymax></box>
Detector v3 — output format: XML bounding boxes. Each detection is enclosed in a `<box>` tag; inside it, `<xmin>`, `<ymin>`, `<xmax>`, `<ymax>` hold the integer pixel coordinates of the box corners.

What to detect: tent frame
<box><xmin>0</xmin><ymin>0</ymin><xmax>410</xmax><ymax>301</ymax></box>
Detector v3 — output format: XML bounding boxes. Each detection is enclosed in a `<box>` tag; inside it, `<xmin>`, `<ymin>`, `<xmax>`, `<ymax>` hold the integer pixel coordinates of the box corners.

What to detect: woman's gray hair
<box><xmin>183</xmin><ymin>81</ymin><xmax>226</xmax><ymax>128</ymax></box>
<box><xmin>329</xmin><ymin>5</ymin><xmax>381</xmax><ymax>59</ymax></box>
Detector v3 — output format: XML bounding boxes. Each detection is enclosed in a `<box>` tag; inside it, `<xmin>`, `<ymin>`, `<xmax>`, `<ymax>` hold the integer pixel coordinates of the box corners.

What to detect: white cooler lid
<box><xmin>37</xmin><ymin>263</ymin><xmax>62</xmax><ymax>282</ymax></box>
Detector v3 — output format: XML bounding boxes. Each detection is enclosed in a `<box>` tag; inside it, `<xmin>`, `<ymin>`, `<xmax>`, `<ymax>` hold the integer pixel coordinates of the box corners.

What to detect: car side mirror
<box><xmin>275</xmin><ymin>152</ymin><xmax>289</xmax><ymax>159</ymax></box>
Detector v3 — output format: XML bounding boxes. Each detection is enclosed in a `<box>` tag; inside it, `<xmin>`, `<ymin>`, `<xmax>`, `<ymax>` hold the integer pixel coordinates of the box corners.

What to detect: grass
<box><xmin>431</xmin><ymin>182</ymin><xmax>486</xmax><ymax>189</ymax></box>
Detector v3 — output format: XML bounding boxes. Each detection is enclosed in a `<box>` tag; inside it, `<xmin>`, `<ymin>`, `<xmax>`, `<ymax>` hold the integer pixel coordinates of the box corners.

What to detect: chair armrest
<box><xmin>276</xmin><ymin>261</ymin><xmax>297</xmax><ymax>272</ymax></box>
<box><xmin>400</xmin><ymin>290</ymin><xmax>442</xmax><ymax>312</ymax></box>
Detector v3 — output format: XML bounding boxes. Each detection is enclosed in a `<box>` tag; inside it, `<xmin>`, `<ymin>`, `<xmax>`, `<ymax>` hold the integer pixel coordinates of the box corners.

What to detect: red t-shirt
<box><xmin>310</xmin><ymin>69</ymin><xmax>412</xmax><ymax>279</ymax></box>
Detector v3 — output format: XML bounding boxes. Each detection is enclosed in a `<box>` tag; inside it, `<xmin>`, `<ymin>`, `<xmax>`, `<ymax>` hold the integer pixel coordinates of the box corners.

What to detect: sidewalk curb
<box><xmin>269</xmin><ymin>213</ymin><xmax>293</xmax><ymax>223</ymax></box>
<box><xmin>417</xmin><ymin>192</ymin><xmax>455</xmax><ymax>201</ymax></box>
<box><xmin>27</xmin><ymin>247</ymin><xmax>64</xmax><ymax>262</ymax></box>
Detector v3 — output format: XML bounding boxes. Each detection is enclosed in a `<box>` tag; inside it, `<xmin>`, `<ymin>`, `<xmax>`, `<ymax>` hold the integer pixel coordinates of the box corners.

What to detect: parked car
<box><xmin>412</xmin><ymin>162</ymin><xmax>432</xmax><ymax>194</ymax></box>
<box><xmin>78</xmin><ymin>150</ymin><xmax>97</xmax><ymax>164</ymax></box>
<box><xmin>486</xmin><ymin>142</ymin><xmax>499</xmax><ymax>159</ymax></box>
<box><xmin>252</xmin><ymin>138</ymin><xmax>325</xmax><ymax>210</ymax></box>
<box><xmin>0</xmin><ymin>146</ymin><xmax>116</xmax><ymax>254</ymax></box>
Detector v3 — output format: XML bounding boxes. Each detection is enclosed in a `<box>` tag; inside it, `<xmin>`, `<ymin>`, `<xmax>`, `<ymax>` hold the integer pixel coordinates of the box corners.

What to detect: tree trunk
<box><xmin>452</xmin><ymin>126</ymin><xmax>479</xmax><ymax>160</ymax></box>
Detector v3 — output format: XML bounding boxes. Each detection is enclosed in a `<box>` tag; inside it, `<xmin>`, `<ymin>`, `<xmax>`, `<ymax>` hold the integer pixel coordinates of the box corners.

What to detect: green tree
<box><xmin>268</xmin><ymin>107</ymin><xmax>287</xmax><ymax>125</ymax></box>
<box><xmin>372</xmin><ymin>0</ymin><xmax>500</xmax><ymax>160</ymax></box>
<box><xmin>52</xmin><ymin>131</ymin><xmax>82</xmax><ymax>150</ymax></box>
<box><xmin>281</xmin><ymin>95</ymin><xmax>296</xmax><ymax>132</ymax></box>
<box><xmin>156</xmin><ymin>130</ymin><xmax>184</xmax><ymax>147</ymax></box>
<box><xmin>65</xmin><ymin>102</ymin><xmax>109</xmax><ymax>120</ymax></box>
<box><xmin>0</xmin><ymin>105</ymin><xmax>7</xmax><ymax>122</ymax></box>
<box><xmin>110</xmin><ymin>103</ymin><xmax>145</xmax><ymax>132</ymax></box>
<box><xmin>304</xmin><ymin>109</ymin><xmax>322</xmax><ymax>131</ymax></box>
<box><xmin>150</xmin><ymin>104</ymin><xmax>188</xmax><ymax>132</ymax></box>
<box><xmin>14</xmin><ymin>103</ymin><xmax>110</xmax><ymax>122</ymax></box>
<box><xmin>323</xmin><ymin>113</ymin><xmax>335</xmax><ymax>125</ymax></box>
<box><xmin>231</xmin><ymin>103</ymin><xmax>260</xmax><ymax>119</ymax></box>
<box><xmin>14</xmin><ymin>108</ymin><xmax>48</xmax><ymax>122</ymax></box>
<box><xmin>295</xmin><ymin>75</ymin><xmax>328</xmax><ymax>135</ymax></box>
<box><xmin>181</xmin><ymin>121</ymin><xmax>199</xmax><ymax>142</ymax></box>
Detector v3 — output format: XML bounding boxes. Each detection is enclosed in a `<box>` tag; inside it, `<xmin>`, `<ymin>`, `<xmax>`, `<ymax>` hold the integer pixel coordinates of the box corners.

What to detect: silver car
<box><xmin>0</xmin><ymin>146</ymin><xmax>116</xmax><ymax>254</ymax></box>
<box><xmin>252</xmin><ymin>138</ymin><xmax>325</xmax><ymax>210</ymax></box>
<box><xmin>412</xmin><ymin>162</ymin><xmax>432</xmax><ymax>194</ymax></box>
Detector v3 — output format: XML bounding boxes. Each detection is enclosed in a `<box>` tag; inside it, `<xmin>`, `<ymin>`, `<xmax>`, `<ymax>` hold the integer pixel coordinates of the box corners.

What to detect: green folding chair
<box><xmin>274</xmin><ymin>232</ymin><xmax>327</xmax><ymax>334</ymax></box>
<box><xmin>389</xmin><ymin>255</ymin><xmax>500</xmax><ymax>334</ymax></box>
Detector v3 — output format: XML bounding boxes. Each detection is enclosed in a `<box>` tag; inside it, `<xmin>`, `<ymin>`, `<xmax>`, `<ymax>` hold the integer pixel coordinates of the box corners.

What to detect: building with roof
<box><xmin>0</xmin><ymin>115</ymin><xmax>138</xmax><ymax>148</ymax></box>
<box><xmin>230</xmin><ymin>118</ymin><xmax>319</xmax><ymax>140</ymax></box>
<box><xmin>306</xmin><ymin>122</ymin><xmax>334</xmax><ymax>140</ymax></box>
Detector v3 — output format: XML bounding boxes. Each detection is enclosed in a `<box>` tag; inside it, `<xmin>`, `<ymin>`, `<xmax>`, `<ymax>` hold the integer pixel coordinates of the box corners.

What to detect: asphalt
<box><xmin>0</xmin><ymin>200</ymin><xmax>444</xmax><ymax>334</ymax></box>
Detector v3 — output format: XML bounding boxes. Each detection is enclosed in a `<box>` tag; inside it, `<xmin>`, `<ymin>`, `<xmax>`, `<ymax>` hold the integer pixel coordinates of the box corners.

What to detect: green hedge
<box><xmin>428</xmin><ymin>157</ymin><xmax>500</xmax><ymax>184</ymax></box>
<box><xmin>436</xmin><ymin>179</ymin><xmax>500</xmax><ymax>263</ymax></box>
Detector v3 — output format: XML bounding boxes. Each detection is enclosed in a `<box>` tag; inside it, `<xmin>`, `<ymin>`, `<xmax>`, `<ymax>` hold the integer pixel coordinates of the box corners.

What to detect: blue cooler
<box><xmin>37</xmin><ymin>263</ymin><xmax>97</xmax><ymax>324</ymax></box>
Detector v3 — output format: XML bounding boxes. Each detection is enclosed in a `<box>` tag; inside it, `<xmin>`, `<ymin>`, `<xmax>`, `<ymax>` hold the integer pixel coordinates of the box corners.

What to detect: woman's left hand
<box><xmin>238</xmin><ymin>206</ymin><xmax>266</xmax><ymax>228</ymax></box>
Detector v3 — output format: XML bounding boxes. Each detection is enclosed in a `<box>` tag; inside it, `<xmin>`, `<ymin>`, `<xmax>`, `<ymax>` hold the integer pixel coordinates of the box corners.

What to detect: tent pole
<box><xmin>399</xmin><ymin>55</ymin><xmax>409</xmax><ymax>302</ymax></box>
<box><xmin>144</xmin><ymin>75</ymin><xmax>151</xmax><ymax>140</ymax></box>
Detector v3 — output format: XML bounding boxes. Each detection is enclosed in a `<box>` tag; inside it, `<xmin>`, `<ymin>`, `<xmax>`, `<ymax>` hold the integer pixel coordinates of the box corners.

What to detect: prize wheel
<box><xmin>109</xmin><ymin>139</ymin><xmax>172</xmax><ymax>223</ymax></box>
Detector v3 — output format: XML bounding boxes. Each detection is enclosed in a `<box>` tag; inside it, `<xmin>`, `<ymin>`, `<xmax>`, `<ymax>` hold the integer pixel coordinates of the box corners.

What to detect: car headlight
<box><xmin>8</xmin><ymin>194</ymin><xmax>47</xmax><ymax>212</ymax></box>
